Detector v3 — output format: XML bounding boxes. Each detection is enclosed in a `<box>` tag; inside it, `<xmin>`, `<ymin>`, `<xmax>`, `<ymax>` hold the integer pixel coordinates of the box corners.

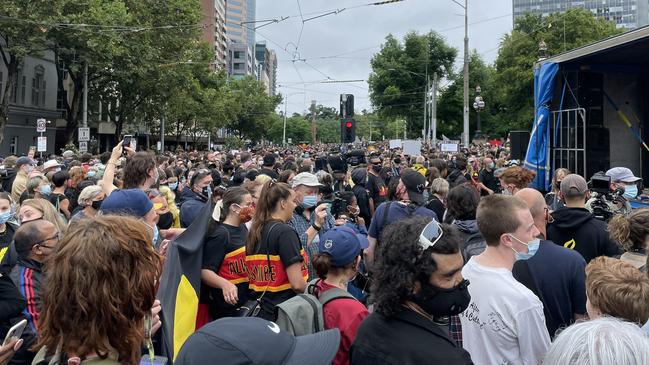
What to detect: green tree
<box><xmin>491</xmin><ymin>8</ymin><xmax>622</xmax><ymax>133</ymax></box>
<box><xmin>227</xmin><ymin>77</ymin><xmax>282</xmax><ymax>141</ymax></box>
<box><xmin>368</xmin><ymin>31</ymin><xmax>457</xmax><ymax>136</ymax></box>
<box><xmin>0</xmin><ymin>0</ymin><xmax>64</xmax><ymax>143</ymax></box>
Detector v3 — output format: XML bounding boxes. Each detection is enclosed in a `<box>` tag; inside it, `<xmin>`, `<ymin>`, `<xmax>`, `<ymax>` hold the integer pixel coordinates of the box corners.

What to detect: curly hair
<box><xmin>36</xmin><ymin>215</ymin><xmax>162</xmax><ymax>364</ymax></box>
<box><xmin>371</xmin><ymin>216</ymin><xmax>463</xmax><ymax>317</ymax></box>
<box><xmin>444</xmin><ymin>183</ymin><xmax>480</xmax><ymax>223</ymax></box>
<box><xmin>608</xmin><ymin>209</ymin><xmax>649</xmax><ymax>252</ymax></box>
<box><xmin>500</xmin><ymin>166</ymin><xmax>536</xmax><ymax>189</ymax></box>
<box><xmin>68</xmin><ymin>166</ymin><xmax>86</xmax><ymax>188</ymax></box>
<box><xmin>123</xmin><ymin>152</ymin><xmax>156</xmax><ymax>189</ymax></box>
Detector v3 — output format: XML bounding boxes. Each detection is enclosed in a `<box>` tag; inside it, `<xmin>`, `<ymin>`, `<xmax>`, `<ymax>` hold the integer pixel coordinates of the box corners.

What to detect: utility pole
<box><xmin>160</xmin><ymin>110</ymin><xmax>165</xmax><ymax>152</ymax></box>
<box><xmin>369</xmin><ymin>120</ymin><xmax>372</xmax><ymax>142</ymax></box>
<box><xmin>431</xmin><ymin>73</ymin><xmax>438</xmax><ymax>146</ymax></box>
<box><xmin>424</xmin><ymin>66</ymin><xmax>428</xmax><ymax>144</ymax></box>
<box><xmin>462</xmin><ymin>0</ymin><xmax>470</xmax><ymax>147</ymax></box>
<box><xmin>82</xmin><ymin>62</ymin><xmax>88</xmax><ymax>128</ymax></box>
<box><xmin>311</xmin><ymin>100</ymin><xmax>317</xmax><ymax>143</ymax></box>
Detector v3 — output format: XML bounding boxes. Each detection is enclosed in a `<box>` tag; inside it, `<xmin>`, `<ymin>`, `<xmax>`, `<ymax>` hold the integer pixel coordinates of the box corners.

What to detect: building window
<box><xmin>9</xmin><ymin>136</ymin><xmax>17</xmax><ymax>155</ymax></box>
<box><xmin>234</xmin><ymin>51</ymin><xmax>243</xmax><ymax>59</ymax></box>
<box><xmin>32</xmin><ymin>66</ymin><xmax>45</xmax><ymax>107</ymax></box>
<box><xmin>0</xmin><ymin>71</ymin><xmax>3</xmax><ymax>103</ymax></box>
<box><xmin>233</xmin><ymin>63</ymin><xmax>242</xmax><ymax>70</ymax></box>
<box><xmin>20</xmin><ymin>75</ymin><xmax>26</xmax><ymax>104</ymax></box>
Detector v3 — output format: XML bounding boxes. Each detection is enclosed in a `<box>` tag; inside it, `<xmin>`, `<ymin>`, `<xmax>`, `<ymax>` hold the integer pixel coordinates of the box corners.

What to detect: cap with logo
<box><xmin>99</xmin><ymin>189</ymin><xmax>153</xmax><ymax>218</ymax></box>
<box><xmin>318</xmin><ymin>226</ymin><xmax>369</xmax><ymax>267</ymax></box>
<box><xmin>605</xmin><ymin>167</ymin><xmax>641</xmax><ymax>183</ymax></box>
<box><xmin>400</xmin><ymin>169</ymin><xmax>427</xmax><ymax>204</ymax></box>
<box><xmin>175</xmin><ymin>317</ymin><xmax>341</xmax><ymax>365</ymax></box>
<box><xmin>291</xmin><ymin>172</ymin><xmax>323</xmax><ymax>188</ymax></box>
<box><xmin>560</xmin><ymin>174</ymin><xmax>589</xmax><ymax>197</ymax></box>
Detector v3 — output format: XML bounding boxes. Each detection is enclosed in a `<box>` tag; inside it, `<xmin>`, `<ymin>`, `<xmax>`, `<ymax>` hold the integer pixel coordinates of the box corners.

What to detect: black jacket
<box><xmin>179</xmin><ymin>188</ymin><xmax>208</xmax><ymax>228</ymax></box>
<box><xmin>547</xmin><ymin>207</ymin><xmax>620</xmax><ymax>263</ymax></box>
<box><xmin>0</xmin><ymin>273</ymin><xmax>25</xmax><ymax>338</ymax></box>
<box><xmin>350</xmin><ymin>308</ymin><xmax>473</xmax><ymax>365</ymax></box>
<box><xmin>0</xmin><ymin>168</ymin><xmax>16</xmax><ymax>193</ymax></box>
<box><xmin>447</xmin><ymin>169</ymin><xmax>468</xmax><ymax>189</ymax></box>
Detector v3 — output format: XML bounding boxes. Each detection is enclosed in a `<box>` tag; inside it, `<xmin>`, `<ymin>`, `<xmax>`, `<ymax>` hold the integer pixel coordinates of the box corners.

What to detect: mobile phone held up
<box><xmin>122</xmin><ymin>135</ymin><xmax>136</xmax><ymax>155</ymax></box>
<box><xmin>3</xmin><ymin>319</ymin><xmax>27</xmax><ymax>346</ymax></box>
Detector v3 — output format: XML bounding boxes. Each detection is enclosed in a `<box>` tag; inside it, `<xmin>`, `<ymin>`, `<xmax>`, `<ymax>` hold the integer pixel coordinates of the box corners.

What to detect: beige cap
<box><xmin>560</xmin><ymin>174</ymin><xmax>588</xmax><ymax>197</ymax></box>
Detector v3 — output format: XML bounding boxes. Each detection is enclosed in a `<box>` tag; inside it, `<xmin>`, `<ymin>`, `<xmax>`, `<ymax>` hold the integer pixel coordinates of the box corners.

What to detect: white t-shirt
<box><xmin>460</xmin><ymin>257</ymin><xmax>550</xmax><ymax>365</ymax></box>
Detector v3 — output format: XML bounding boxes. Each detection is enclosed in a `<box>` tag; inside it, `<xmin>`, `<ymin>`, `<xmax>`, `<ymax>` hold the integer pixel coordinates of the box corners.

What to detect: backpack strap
<box><xmin>318</xmin><ymin>287</ymin><xmax>356</xmax><ymax>306</ymax></box>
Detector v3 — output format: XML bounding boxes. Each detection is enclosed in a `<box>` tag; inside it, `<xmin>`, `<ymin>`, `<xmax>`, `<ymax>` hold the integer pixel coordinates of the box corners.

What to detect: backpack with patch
<box><xmin>275</xmin><ymin>279</ymin><xmax>356</xmax><ymax>336</ymax></box>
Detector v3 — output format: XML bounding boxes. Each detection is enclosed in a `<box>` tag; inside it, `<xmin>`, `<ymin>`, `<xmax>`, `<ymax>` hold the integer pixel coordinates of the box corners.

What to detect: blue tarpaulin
<box><xmin>524</xmin><ymin>62</ymin><xmax>559</xmax><ymax>191</ymax></box>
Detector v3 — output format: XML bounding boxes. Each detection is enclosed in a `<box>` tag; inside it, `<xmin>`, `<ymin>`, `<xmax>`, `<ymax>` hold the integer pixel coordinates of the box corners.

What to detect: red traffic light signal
<box><xmin>345</xmin><ymin>121</ymin><xmax>352</xmax><ymax>128</ymax></box>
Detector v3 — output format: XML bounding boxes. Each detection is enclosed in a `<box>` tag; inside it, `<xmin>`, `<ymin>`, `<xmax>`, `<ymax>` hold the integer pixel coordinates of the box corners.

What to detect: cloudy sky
<box><xmin>255</xmin><ymin>0</ymin><xmax>513</xmax><ymax>115</ymax></box>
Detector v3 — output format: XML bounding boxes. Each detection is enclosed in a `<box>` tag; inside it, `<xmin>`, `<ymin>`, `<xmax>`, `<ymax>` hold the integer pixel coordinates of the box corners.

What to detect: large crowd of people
<box><xmin>0</xmin><ymin>140</ymin><xmax>648</xmax><ymax>365</ymax></box>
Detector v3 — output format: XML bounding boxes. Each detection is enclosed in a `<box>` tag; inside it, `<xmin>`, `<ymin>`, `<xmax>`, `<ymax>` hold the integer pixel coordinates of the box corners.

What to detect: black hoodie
<box><xmin>547</xmin><ymin>207</ymin><xmax>620</xmax><ymax>263</ymax></box>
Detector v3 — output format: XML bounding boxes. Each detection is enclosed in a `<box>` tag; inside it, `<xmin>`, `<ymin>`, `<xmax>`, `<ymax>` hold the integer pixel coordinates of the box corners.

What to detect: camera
<box><xmin>586</xmin><ymin>172</ymin><xmax>626</xmax><ymax>221</ymax></box>
<box><xmin>589</xmin><ymin>172</ymin><xmax>611</xmax><ymax>195</ymax></box>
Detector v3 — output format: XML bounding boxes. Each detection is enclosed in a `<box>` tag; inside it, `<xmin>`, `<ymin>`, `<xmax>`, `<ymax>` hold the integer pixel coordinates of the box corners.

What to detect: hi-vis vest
<box><xmin>246</xmin><ymin>249</ymin><xmax>309</xmax><ymax>292</ymax></box>
<box><xmin>218</xmin><ymin>246</ymin><xmax>248</xmax><ymax>285</ymax></box>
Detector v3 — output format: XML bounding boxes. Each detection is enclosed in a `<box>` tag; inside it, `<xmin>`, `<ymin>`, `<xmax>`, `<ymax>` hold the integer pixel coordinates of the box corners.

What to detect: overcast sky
<box><xmin>255</xmin><ymin>0</ymin><xmax>512</xmax><ymax>115</ymax></box>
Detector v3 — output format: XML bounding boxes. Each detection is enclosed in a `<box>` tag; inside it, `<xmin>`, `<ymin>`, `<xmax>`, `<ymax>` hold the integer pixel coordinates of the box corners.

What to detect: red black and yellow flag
<box><xmin>158</xmin><ymin>202</ymin><xmax>214</xmax><ymax>363</ymax></box>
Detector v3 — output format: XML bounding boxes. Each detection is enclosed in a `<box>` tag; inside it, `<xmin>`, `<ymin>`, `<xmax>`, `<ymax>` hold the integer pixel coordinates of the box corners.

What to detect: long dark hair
<box><xmin>246</xmin><ymin>181</ymin><xmax>292</xmax><ymax>254</ymax></box>
<box><xmin>209</xmin><ymin>187</ymin><xmax>249</xmax><ymax>232</ymax></box>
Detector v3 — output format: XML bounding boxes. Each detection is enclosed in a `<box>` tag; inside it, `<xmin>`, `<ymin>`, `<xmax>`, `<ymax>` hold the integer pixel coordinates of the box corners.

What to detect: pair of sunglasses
<box><xmin>418</xmin><ymin>220</ymin><xmax>444</xmax><ymax>250</ymax></box>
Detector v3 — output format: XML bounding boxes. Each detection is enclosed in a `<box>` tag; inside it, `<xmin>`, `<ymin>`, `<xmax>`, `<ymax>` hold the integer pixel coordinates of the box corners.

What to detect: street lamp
<box><xmin>283</xmin><ymin>92</ymin><xmax>305</xmax><ymax>146</ymax></box>
<box><xmin>472</xmin><ymin>85</ymin><xmax>485</xmax><ymax>139</ymax></box>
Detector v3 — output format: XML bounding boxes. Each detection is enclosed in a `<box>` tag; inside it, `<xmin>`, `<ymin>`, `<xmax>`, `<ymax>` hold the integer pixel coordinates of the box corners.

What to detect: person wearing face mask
<box><xmin>351</xmin><ymin>217</ymin><xmax>472</xmax><ymax>365</ymax></box>
<box><xmin>477</xmin><ymin>157</ymin><xmax>499</xmax><ymax>196</ymax></box>
<box><xmin>460</xmin><ymin>195</ymin><xmax>550</xmax><ymax>365</ymax></box>
<box><xmin>366</xmin><ymin>155</ymin><xmax>388</xmax><ymax>212</ymax></box>
<box><xmin>99</xmin><ymin>189</ymin><xmax>159</xmax><ymax>247</ymax></box>
<box><xmin>0</xmin><ymin>193</ymin><xmax>17</xmax><ymax>264</ymax></box>
<box><xmin>159</xmin><ymin>184</ymin><xmax>181</xmax><ymax>229</ymax></box>
<box><xmin>179</xmin><ymin>170</ymin><xmax>213</xmax><ymax>228</ymax></box>
<box><xmin>200</xmin><ymin>187</ymin><xmax>254</xmax><ymax>323</ymax></box>
<box><xmin>606</xmin><ymin>167</ymin><xmax>641</xmax><ymax>212</ymax></box>
<box><xmin>8</xmin><ymin>219</ymin><xmax>60</xmax><ymax>364</ymax></box>
<box><xmin>311</xmin><ymin>226</ymin><xmax>369</xmax><ymax>365</ymax></box>
<box><xmin>350</xmin><ymin>168</ymin><xmax>372</xmax><ymax>229</ymax></box>
<box><xmin>512</xmin><ymin>189</ymin><xmax>587</xmax><ymax>338</ymax></box>
<box><xmin>547</xmin><ymin>174</ymin><xmax>620</xmax><ymax>263</ymax></box>
<box><xmin>365</xmin><ymin>169</ymin><xmax>438</xmax><ymax>269</ymax></box>
<box><xmin>70</xmin><ymin>185</ymin><xmax>105</xmax><ymax>223</ymax></box>
<box><xmin>288</xmin><ymin>172</ymin><xmax>334</xmax><ymax>280</ymax></box>
<box><xmin>498</xmin><ymin>166</ymin><xmax>535</xmax><ymax>196</ymax></box>
<box><xmin>11</xmin><ymin>157</ymin><xmax>36</xmax><ymax>203</ymax></box>
<box><xmin>245</xmin><ymin>181</ymin><xmax>308</xmax><ymax>321</ymax></box>
<box><xmin>19</xmin><ymin>176</ymin><xmax>51</xmax><ymax>205</ymax></box>
<box><xmin>48</xmin><ymin>170</ymin><xmax>71</xmax><ymax>220</ymax></box>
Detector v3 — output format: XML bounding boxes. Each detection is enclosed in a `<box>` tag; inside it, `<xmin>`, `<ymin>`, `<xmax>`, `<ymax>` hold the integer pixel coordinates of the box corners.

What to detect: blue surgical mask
<box><xmin>509</xmin><ymin>235</ymin><xmax>540</xmax><ymax>261</ymax></box>
<box><xmin>301</xmin><ymin>195</ymin><xmax>318</xmax><ymax>208</ymax></box>
<box><xmin>423</xmin><ymin>191</ymin><xmax>430</xmax><ymax>202</ymax></box>
<box><xmin>623</xmin><ymin>185</ymin><xmax>638</xmax><ymax>200</ymax></box>
<box><xmin>40</xmin><ymin>185</ymin><xmax>52</xmax><ymax>197</ymax></box>
<box><xmin>149</xmin><ymin>223</ymin><xmax>159</xmax><ymax>245</ymax></box>
<box><xmin>87</xmin><ymin>170</ymin><xmax>96</xmax><ymax>178</ymax></box>
<box><xmin>0</xmin><ymin>211</ymin><xmax>12</xmax><ymax>224</ymax></box>
<box><xmin>168</xmin><ymin>182</ymin><xmax>178</xmax><ymax>191</ymax></box>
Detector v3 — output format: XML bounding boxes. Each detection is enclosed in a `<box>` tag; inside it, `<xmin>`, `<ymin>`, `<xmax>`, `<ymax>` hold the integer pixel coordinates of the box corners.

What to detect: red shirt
<box><xmin>316</xmin><ymin>280</ymin><xmax>369</xmax><ymax>365</ymax></box>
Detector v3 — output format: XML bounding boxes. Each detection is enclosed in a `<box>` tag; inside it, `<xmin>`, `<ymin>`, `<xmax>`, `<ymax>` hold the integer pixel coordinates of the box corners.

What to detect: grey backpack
<box><xmin>275</xmin><ymin>279</ymin><xmax>356</xmax><ymax>336</ymax></box>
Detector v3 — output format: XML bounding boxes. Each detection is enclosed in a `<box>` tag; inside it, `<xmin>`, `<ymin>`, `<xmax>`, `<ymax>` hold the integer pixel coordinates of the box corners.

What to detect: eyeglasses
<box><xmin>418</xmin><ymin>221</ymin><xmax>444</xmax><ymax>250</ymax></box>
<box><xmin>34</xmin><ymin>233</ymin><xmax>60</xmax><ymax>248</ymax></box>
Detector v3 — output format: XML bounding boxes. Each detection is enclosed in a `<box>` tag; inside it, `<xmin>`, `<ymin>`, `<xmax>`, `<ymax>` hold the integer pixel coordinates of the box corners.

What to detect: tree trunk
<box><xmin>0</xmin><ymin>57</ymin><xmax>18</xmax><ymax>146</ymax></box>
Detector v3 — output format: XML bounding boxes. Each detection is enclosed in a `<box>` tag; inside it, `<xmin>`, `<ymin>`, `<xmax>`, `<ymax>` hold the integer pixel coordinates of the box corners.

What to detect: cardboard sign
<box><xmin>389</xmin><ymin>139</ymin><xmax>402</xmax><ymax>149</ymax></box>
<box><xmin>402</xmin><ymin>140</ymin><xmax>421</xmax><ymax>156</ymax></box>
<box><xmin>441</xmin><ymin>143</ymin><xmax>459</xmax><ymax>152</ymax></box>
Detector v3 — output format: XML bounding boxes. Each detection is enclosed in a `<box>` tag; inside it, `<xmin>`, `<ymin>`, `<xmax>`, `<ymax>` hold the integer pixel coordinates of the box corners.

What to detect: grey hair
<box><xmin>78</xmin><ymin>185</ymin><xmax>103</xmax><ymax>207</ymax></box>
<box><xmin>544</xmin><ymin>317</ymin><xmax>649</xmax><ymax>365</ymax></box>
<box><xmin>431</xmin><ymin>177</ymin><xmax>449</xmax><ymax>196</ymax></box>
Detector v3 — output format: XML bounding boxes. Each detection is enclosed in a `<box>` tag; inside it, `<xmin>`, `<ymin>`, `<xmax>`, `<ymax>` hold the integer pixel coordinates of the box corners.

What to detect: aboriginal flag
<box><xmin>158</xmin><ymin>201</ymin><xmax>214</xmax><ymax>363</ymax></box>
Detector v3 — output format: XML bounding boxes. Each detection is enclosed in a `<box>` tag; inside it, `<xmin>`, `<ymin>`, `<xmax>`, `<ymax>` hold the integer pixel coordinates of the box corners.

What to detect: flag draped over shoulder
<box><xmin>158</xmin><ymin>201</ymin><xmax>214</xmax><ymax>363</ymax></box>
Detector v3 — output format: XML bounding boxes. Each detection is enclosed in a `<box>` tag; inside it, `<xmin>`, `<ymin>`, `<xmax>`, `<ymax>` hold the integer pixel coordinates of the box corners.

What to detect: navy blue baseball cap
<box><xmin>318</xmin><ymin>226</ymin><xmax>369</xmax><ymax>267</ymax></box>
<box><xmin>99</xmin><ymin>189</ymin><xmax>153</xmax><ymax>218</ymax></box>
<box><xmin>175</xmin><ymin>317</ymin><xmax>340</xmax><ymax>365</ymax></box>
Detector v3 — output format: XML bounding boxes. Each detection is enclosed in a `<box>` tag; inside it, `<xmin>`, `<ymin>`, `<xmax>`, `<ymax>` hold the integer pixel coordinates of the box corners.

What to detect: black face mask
<box><xmin>371</xmin><ymin>164</ymin><xmax>381</xmax><ymax>173</ymax></box>
<box><xmin>91</xmin><ymin>199</ymin><xmax>103</xmax><ymax>210</ymax></box>
<box><xmin>157</xmin><ymin>212</ymin><xmax>174</xmax><ymax>230</ymax></box>
<box><xmin>411</xmin><ymin>278</ymin><xmax>471</xmax><ymax>317</ymax></box>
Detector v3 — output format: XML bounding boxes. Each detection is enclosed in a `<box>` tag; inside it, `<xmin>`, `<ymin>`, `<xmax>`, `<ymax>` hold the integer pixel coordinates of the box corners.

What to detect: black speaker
<box><xmin>510</xmin><ymin>130</ymin><xmax>530</xmax><ymax>160</ymax></box>
<box><xmin>586</xmin><ymin>126</ymin><xmax>610</xmax><ymax>179</ymax></box>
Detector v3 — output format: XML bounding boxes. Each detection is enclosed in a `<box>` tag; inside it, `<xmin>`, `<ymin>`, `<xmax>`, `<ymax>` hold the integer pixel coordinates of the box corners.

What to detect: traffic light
<box><xmin>340</xmin><ymin>94</ymin><xmax>354</xmax><ymax>118</ymax></box>
<box><xmin>341</xmin><ymin>117</ymin><xmax>356</xmax><ymax>143</ymax></box>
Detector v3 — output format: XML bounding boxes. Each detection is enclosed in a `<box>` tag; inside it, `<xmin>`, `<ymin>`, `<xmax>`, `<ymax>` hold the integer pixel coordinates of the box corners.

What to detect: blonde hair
<box><xmin>21</xmin><ymin>198</ymin><xmax>67</xmax><ymax>234</ymax></box>
<box><xmin>78</xmin><ymin>185</ymin><xmax>103</xmax><ymax>207</ymax></box>
<box><xmin>255</xmin><ymin>174</ymin><xmax>272</xmax><ymax>185</ymax></box>
<box><xmin>431</xmin><ymin>177</ymin><xmax>449</xmax><ymax>196</ymax></box>
<box><xmin>586</xmin><ymin>256</ymin><xmax>649</xmax><ymax>324</ymax></box>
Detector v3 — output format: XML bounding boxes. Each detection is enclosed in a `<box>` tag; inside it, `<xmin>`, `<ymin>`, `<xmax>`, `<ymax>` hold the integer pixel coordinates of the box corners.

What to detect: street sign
<box><xmin>36</xmin><ymin>118</ymin><xmax>46</xmax><ymax>133</ymax></box>
<box><xmin>37</xmin><ymin>137</ymin><xmax>47</xmax><ymax>152</ymax></box>
<box><xmin>79</xmin><ymin>141</ymin><xmax>88</xmax><ymax>153</ymax></box>
<box><xmin>78</xmin><ymin>127</ymin><xmax>90</xmax><ymax>142</ymax></box>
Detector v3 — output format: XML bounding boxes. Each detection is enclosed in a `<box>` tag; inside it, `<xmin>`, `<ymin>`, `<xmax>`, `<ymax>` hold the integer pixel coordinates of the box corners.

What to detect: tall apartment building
<box><xmin>201</xmin><ymin>0</ymin><xmax>228</xmax><ymax>69</ymax></box>
<box><xmin>513</xmin><ymin>0</ymin><xmax>649</xmax><ymax>29</ymax></box>
<box><xmin>225</xmin><ymin>0</ymin><xmax>257</xmax><ymax>77</ymax></box>
<box><xmin>255</xmin><ymin>42</ymin><xmax>277</xmax><ymax>96</ymax></box>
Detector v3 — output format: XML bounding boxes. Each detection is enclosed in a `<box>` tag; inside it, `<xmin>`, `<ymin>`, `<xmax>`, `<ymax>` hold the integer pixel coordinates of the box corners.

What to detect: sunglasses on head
<box><xmin>418</xmin><ymin>220</ymin><xmax>444</xmax><ymax>250</ymax></box>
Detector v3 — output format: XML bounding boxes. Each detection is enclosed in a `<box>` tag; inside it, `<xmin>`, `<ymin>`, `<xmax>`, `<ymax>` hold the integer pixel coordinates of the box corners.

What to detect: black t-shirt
<box><xmin>48</xmin><ymin>193</ymin><xmax>69</xmax><ymax>214</ymax></box>
<box><xmin>352</xmin><ymin>184</ymin><xmax>372</xmax><ymax>228</ymax></box>
<box><xmin>201</xmin><ymin>223</ymin><xmax>250</xmax><ymax>318</ymax></box>
<box><xmin>245</xmin><ymin>221</ymin><xmax>308</xmax><ymax>321</ymax></box>
<box><xmin>367</xmin><ymin>173</ymin><xmax>388</xmax><ymax>206</ymax></box>
<box><xmin>260</xmin><ymin>167</ymin><xmax>279</xmax><ymax>179</ymax></box>
<box><xmin>0</xmin><ymin>223</ymin><xmax>17</xmax><ymax>260</ymax></box>
<box><xmin>425</xmin><ymin>196</ymin><xmax>445</xmax><ymax>223</ymax></box>
<box><xmin>478</xmin><ymin>169</ymin><xmax>499</xmax><ymax>195</ymax></box>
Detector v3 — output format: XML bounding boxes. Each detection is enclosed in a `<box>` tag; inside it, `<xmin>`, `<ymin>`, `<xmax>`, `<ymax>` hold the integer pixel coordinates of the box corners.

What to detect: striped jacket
<box><xmin>9</xmin><ymin>258</ymin><xmax>43</xmax><ymax>333</ymax></box>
